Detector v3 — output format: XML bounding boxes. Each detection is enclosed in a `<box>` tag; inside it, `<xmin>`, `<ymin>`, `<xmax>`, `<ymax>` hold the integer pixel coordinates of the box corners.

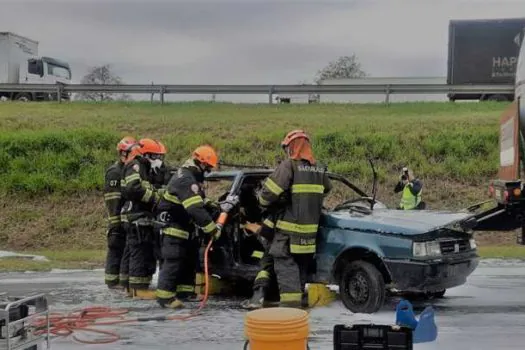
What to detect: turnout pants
<box><xmin>268</xmin><ymin>232</ymin><xmax>313</xmax><ymax>304</ymax></box>
<box><xmin>104</xmin><ymin>227</ymin><xmax>127</xmax><ymax>287</ymax></box>
<box><xmin>252</xmin><ymin>248</ymin><xmax>280</xmax><ymax>302</ymax></box>
<box><xmin>156</xmin><ymin>233</ymin><xmax>198</xmax><ymax>303</ymax></box>
<box><xmin>127</xmin><ymin>218</ymin><xmax>158</xmax><ymax>290</ymax></box>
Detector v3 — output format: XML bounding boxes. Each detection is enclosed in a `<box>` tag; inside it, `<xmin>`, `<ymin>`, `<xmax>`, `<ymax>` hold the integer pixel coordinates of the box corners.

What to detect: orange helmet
<box><xmin>281</xmin><ymin>129</ymin><xmax>309</xmax><ymax>148</ymax></box>
<box><xmin>116</xmin><ymin>136</ymin><xmax>137</xmax><ymax>152</ymax></box>
<box><xmin>192</xmin><ymin>145</ymin><xmax>218</xmax><ymax>168</ymax></box>
<box><xmin>138</xmin><ymin>138</ymin><xmax>166</xmax><ymax>155</ymax></box>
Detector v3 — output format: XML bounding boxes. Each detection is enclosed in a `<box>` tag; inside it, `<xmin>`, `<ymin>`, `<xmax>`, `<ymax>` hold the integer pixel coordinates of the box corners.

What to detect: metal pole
<box><xmin>151</xmin><ymin>81</ymin><xmax>154</xmax><ymax>103</ymax></box>
<box><xmin>384</xmin><ymin>84</ymin><xmax>391</xmax><ymax>104</ymax></box>
<box><xmin>268</xmin><ymin>86</ymin><xmax>274</xmax><ymax>104</ymax></box>
<box><xmin>57</xmin><ymin>84</ymin><xmax>62</xmax><ymax>103</ymax></box>
<box><xmin>160</xmin><ymin>86</ymin><xmax>165</xmax><ymax>104</ymax></box>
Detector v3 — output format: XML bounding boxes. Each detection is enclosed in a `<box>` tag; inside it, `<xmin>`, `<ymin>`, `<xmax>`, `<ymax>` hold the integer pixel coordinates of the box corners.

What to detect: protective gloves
<box><xmin>219</xmin><ymin>194</ymin><xmax>240</xmax><ymax>213</ymax></box>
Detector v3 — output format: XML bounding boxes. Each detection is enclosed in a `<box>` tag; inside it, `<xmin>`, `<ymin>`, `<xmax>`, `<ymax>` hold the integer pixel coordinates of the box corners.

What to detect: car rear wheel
<box><xmin>339</xmin><ymin>260</ymin><xmax>385</xmax><ymax>314</ymax></box>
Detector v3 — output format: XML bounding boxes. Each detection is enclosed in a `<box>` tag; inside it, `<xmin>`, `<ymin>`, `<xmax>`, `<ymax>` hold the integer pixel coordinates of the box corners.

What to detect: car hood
<box><xmin>323</xmin><ymin>208</ymin><xmax>475</xmax><ymax>235</ymax></box>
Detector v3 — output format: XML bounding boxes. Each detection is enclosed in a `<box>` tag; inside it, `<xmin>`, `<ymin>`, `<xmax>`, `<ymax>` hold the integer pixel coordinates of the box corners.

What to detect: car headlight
<box><xmin>469</xmin><ymin>238</ymin><xmax>477</xmax><ymax>249</ymax></box>
<box><xmin>413</xmin><ymin>241</ymin><xmax>441</xmax><ymax>257</ymax></box>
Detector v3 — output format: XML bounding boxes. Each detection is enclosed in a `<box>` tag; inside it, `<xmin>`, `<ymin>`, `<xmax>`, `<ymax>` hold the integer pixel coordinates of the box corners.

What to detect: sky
<box><xmin>1</xmin><ymin>0</ymin><xmax>525</xmax><ymax>102</ymax></box>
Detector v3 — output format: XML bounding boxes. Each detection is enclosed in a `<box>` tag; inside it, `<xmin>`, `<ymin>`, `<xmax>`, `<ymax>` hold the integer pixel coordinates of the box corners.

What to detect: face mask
<box><xmin>149</xmin><ymin>159</ymin><xmax>163</xmax><ymax>173</ymax></box>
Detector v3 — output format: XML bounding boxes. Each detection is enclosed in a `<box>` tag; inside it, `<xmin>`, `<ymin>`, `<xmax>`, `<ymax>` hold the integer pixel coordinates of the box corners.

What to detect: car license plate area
<box><xmin>447</xmin><ymin>263</ymin><xmax>464</xmax><ymax>277</ymax></box>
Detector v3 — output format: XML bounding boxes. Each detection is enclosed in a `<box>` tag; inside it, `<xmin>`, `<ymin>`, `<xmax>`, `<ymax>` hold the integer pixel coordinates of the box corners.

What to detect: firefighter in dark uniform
<box><xmin>155</xmin><ymin>145</ymin><xmax>226</xmax><ymax>309</ymax></box>
<box><xmin>103</xmin><ymin>136</ymin><xmax>138</xmax><ymax>289</ymax></box>
<box><xmin>121</xmin><ymin>138</ymin><xmax>167</xmax><ymax>299</ymax></box>
<box><xmin>248</xmin><ymin>130</ymin><xmax>332</xmax><ymax>308</ymax></box>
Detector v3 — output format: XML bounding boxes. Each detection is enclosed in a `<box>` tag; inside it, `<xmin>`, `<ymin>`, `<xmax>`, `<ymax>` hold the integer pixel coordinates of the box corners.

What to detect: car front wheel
<box><xmin>339</xmin><ymin>260</ymin><xmax>385</xmax><ymax>314</ymax></box>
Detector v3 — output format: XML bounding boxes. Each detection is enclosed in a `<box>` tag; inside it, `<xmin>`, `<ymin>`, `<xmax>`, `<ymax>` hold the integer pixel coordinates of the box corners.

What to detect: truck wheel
<box><xmin>339</xmin><ymin>260</ymin><xmax>385</xmax><ymax>314</ymax></box>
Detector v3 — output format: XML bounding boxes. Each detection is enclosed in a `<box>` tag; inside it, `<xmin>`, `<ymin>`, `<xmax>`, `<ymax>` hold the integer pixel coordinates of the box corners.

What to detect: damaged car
<box><xmin>198</xmin><ymin>164</ymin><xmax>480</xmax><ymax>314</ymax></box>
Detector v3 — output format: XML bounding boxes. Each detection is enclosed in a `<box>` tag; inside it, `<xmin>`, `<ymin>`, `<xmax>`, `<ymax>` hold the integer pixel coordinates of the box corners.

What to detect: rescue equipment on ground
<box><xmin>0</xmin><ymin>293</ymin><xmax>50</xmax><ymax>350</ymax></box>
<box><xmin>395</xmin><ymin>299</ymin><xmax>438</xmax><ymax>343</ymax></box>
<box><xmin>333</xmin><ymin>323</ymin><xmax>413</xmax><ymax>350</ymax></box>
<box><xmin>244</xmin><ymin>307</ymin><xmax>310</xmax><ymax>350</ymax></box>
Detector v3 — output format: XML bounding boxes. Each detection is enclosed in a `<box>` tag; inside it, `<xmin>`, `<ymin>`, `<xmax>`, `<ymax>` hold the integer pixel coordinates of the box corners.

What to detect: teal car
<box><xmin>201</xmin><ymin>168</ymin><xmax>479</xmax><ymax>314</ymax></box>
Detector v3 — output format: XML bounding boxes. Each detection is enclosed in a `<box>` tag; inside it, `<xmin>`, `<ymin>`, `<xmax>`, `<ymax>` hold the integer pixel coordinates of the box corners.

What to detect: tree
<box><xmin>75</xmin><ymin>64</ymin><xmax>132</xmax><ymax>101</ymax></box>
<box><xmin>314</xmin><ymin>55</ymin><xmax>367</xmax><ymax>84</ymax></box>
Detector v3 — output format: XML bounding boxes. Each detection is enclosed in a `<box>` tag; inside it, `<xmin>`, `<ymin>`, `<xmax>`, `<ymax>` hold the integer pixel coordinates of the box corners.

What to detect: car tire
<box><xmin>339</xmin><ymin>260</ymin><xmax>385</xmax><ymax>314</ymax></box>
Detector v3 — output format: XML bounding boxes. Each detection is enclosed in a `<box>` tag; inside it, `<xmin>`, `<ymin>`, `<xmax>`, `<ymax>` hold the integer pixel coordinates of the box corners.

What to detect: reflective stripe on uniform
<box><xmin>176</xmin><ymin>285</ymin><xmax>195</xmax><ymax>293</ymax></box>
<box><xmin>182</xmin><ymin>195</ymin><xmax>203</xmax><ymax>209</ymax></box>
<box><xmin>156</xmin><ymin>289</ymin><xmax>176</xmax><ymax>299</ymax></box>
<box><xmin>201</xmin><ymin>221</ymin><xmax>216</xmax><ymax>233</ymax></box>
<box><xmin>119</xmin><ymin>274</ymin><xmax>129</xmax><ymax>282</ymax></box>
<box><xmin>251</xmin><ymin>250</ymin><xmax>263</xmax><ymax>259</ymax></box>
<box><xmin>258</xmin><ymin>195</ymin><xmax>270</xmax><ymax>207</ymax></box>
<box><xmin>280</xmin><ymin>292</ymin><xmax>302</xmax><ymax>302</ymax></box>
<box><xmin>105</xmin><ymin>274</ymin><xmax>119</xmax><ymax>282</ymax></box>
<box><xmin>291</xmin><ymin>184</ymin><xmax>325</xmax><ymax>194</ymax></box>
<box><xmin>263</xmin><ymin>178</ymin><xmax>284</xmax><ymax>196</ymax></box>
<box><xmin>255</xmin><ymin>270</ymin><xmax>270</xmax><ymax>281</ymax></box>
<box><xmin>290</xmin><ymin>244</ymin><xmax>316</xmax><ymax>254</ymax></box>
<box><xmin>104</xmin><ymin>192</ymin><xmax>121</xmax><ymax>200</ymax></box>
<box><xmin>262</xmin><ymin>218</ymin><xmax>275</xmax><ymax>228</ymax></box>
<box><xmin>125</xmin><ymin>173</ymin><xmax>141</xmax><ymax>183</ymax></box>
<box><xmin>276</xmin><ymin>220</ymin><xmax>318</xmax><ymax>234</ymax></box>
<box><xmin>141</xmin><ymin>188</ymin><xmax>153</xmax><ymax>203</ymax></box>
<box><xmin>163</xmin><ymin>192</ymin><xmax>181</xmax><ymax>204</ymax></box>
<box><xmin>162</xmin><ymin>227</ymin><xmax>190</xmax><ymax>240</ymax></box>
<box><xmin>108</xmin><ymin>215</ymin><xmax>121</xmax><ymax>225</ymax></box>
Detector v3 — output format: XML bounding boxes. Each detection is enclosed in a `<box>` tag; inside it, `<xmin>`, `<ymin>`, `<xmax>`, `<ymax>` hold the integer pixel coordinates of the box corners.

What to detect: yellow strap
<box><xmin>182</xmin><ymin>195</ymin><xmax>203</xmax><ymax>209</ymax></box>
<box><xmin>291</xmin><ymin>184</ymin><xmax>325</xmax><ymax>194</ymax></box>
<box><xmin>162</xmin><ymin>227</ymin><xmax>190</xmax><ymax>240</ymax></box>
<box><xmin>263</xmin><ymin>218</ymin><xmax>275</xmax><ymax>228</ymax></box>
<box><xmin>276</xmin><ymin>220</ymin><xmax>318</xmax><ymax>234</ymax></box>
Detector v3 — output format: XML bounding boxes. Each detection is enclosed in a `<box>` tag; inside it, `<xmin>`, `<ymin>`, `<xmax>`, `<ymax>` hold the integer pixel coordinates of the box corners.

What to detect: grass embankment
<box><xmin>0</xmin><ymin>100</ymin><xmax>521</xmax><ymax>271</ymax></box>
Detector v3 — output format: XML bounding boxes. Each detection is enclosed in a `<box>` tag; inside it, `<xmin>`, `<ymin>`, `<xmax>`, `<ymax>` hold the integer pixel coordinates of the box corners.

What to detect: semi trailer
<box><xmin>447</xmin><ymin>17</ymin><xmax>525</xmax><ymax>102</ymax></box>
<box><xmin>0</xmin><ymin>32</ymin><xmax>71</xmax><ymax>101</ymax></box>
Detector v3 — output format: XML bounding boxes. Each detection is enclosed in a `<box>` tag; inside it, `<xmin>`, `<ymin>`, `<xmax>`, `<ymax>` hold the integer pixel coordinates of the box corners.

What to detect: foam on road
<box><xmin>1</xmin><ymin>259</ymin><xmax>525</xmax><ymax>349</ymax></box>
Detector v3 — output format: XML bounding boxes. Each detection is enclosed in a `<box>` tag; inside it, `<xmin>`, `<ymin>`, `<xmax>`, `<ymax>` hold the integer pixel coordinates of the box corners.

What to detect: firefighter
<box><xmin>252</xmin><ymin>130</ymin><xmax>332</xmax><ymax>308</ymax></box>
<box><xmin>103</xmin><ymin>136</ymin><xmax>138</xmax><ymax>289</ymax></box>
<box><xmin>155</xmin><ymin>145</ymin><xmax>230</xmax><ymax>309</ymax></box>
<box><xmin>121</xmin><ymin>138</ymin><xmax>167</xmax><ymax>299</ymax></box>
<box><xmin>394</xmin><ymin>167</ymin><xmax>425</xmax><ymax>210</ymax></box>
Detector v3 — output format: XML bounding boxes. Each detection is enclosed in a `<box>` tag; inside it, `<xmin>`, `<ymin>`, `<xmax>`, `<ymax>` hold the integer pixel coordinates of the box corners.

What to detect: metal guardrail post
<box><xmin>56</xmin><ymin>84</ymin><xmax>62</xmax><ymax>103</ymax></box>
<box><xmin>268</xmin><ymin>86</ymin><xmax>274</xmax><ymax>104</ymax></box>
<box><xmin>160</xmin><ymin>85</ymin><xmax>166</xmax><ymax>104</ymax></box>
<box><xmin>384</xmin><ymin>84</ymin><xmax>391</xmax><ymax>104</ymax></box>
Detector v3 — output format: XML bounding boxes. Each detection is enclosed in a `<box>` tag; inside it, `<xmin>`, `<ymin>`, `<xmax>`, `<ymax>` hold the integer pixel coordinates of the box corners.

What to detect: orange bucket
<box><xmin>244</xmin><ymin>307</ymin><xmax>309</xmax><ymax>350</ymax></box>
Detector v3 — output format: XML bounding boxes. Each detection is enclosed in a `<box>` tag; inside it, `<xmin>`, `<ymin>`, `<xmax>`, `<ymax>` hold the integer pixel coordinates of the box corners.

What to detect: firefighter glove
<box><xmin>219</xmin><ymin>194</ymin><xmax>240</xmax><ymax>213</ymax></box>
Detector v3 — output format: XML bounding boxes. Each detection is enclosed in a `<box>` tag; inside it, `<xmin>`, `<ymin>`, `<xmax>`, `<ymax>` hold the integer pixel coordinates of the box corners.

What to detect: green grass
<box><xmin>0</xmin><ymin>250</ymin><xmax>105</xmax><ymax>272</ymax></box>
<box><xmin>0</xmin><ymin>100</ymin><xmax>516</xmax><ymax>257</ymax></box>
<box><xmin>0</xmin><ymin>100</ymin><xmax>505</xmax><ymax>196</ymax></box>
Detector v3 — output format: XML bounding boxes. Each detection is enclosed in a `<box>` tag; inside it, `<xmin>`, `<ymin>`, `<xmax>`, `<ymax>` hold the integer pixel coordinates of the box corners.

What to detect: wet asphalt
<box><xmin>1</xmin><ymin>259</ymin><xmax>525</xmax><ymax>350</ymax></box>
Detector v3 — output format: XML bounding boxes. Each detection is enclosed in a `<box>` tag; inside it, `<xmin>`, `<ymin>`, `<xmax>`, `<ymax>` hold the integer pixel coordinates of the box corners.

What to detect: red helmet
<box><xmin>281</xmin><ymin>129</ymin><xmax>309</xmax><ymax>148</ymax></box>
<box><xmin>192</xmin><ymin>145</ymin><xmax>218</xmax><ymax>168</ymax></box>
<box><xmin>138</xmin><ymin>138</ymin><xmax>166</xmax><ymax>155</ymax></box>
<box><xmin>116</xmin><ymin>136</ymin><xmax>137</xmax><ymax>152</ymax></box>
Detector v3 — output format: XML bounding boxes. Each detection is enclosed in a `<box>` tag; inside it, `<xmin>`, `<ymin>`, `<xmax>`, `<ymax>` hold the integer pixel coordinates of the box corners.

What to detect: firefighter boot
<box><xmin>240</xmin><ymin>287</ymin><xmax>265</xmax><ymax>310</ymax></box>
<box><xmin>157</xmin><ymin>298</ymin><xmax>184</xmax><ymax>309</ymax></box>
<box><xmin>178</xmin><ymin>292</ymin><xmax>204</xmax><ymax>302</ymax></box>
<box><xmin>131</xmin><ymin>288</ymin><xmax>157</xmax><ymax>300</ymax></box>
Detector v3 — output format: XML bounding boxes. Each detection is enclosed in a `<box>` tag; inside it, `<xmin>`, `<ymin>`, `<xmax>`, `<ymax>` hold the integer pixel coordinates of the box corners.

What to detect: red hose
<box><xmin>31</xmin><ymin>239</ymin><xmax>214</xmax><ymax>344</ymax></box>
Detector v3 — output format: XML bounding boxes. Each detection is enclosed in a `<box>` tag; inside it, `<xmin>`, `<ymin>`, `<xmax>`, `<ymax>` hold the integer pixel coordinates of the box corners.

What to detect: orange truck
<box><xmin>467</xmin><ymin>33</ymin><xmax>525</xmax><ymax>243</ymax></box>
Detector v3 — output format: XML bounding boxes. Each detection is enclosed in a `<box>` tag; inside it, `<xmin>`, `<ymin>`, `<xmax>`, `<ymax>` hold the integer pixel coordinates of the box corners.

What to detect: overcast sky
<box><xmin>1</xmin><ymin>0</ymin><xmax>525</xmax><ymax>100</ymax></box>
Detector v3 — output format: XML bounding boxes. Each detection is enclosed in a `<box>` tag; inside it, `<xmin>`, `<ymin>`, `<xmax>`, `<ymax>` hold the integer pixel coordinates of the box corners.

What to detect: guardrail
<box><xmin>0</xmin><ymin>83</ymin><xmax>515</xmax><ymax>104</ymax></box>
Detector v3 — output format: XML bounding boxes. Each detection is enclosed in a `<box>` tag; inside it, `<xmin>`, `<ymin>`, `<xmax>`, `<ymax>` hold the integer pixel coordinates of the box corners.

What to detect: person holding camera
<box><xmin>394</xmin><ymin>167</ymin><xmax>425</xmax><ymax>210</ymax></box>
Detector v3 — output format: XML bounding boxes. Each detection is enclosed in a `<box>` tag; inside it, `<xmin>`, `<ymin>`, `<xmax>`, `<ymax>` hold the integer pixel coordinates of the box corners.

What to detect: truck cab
<box><xmin>0</xmin><ymin>32</ymin><xmax>72</xmax><ymax>101</ymax></box>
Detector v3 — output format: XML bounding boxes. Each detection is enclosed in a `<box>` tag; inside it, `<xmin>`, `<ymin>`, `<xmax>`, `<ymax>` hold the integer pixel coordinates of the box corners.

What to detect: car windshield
<box><xmin>46</xmin><ymin>62</ymin><xmax>71</xmax><ymax>79</ymax></box>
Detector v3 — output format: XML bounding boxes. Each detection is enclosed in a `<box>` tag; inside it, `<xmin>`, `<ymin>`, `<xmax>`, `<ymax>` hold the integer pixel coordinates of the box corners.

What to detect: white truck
<box><xmin>0</xmin><ymin>32</ymin><xmax>72</xmax><ymax>101</ymax></box>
